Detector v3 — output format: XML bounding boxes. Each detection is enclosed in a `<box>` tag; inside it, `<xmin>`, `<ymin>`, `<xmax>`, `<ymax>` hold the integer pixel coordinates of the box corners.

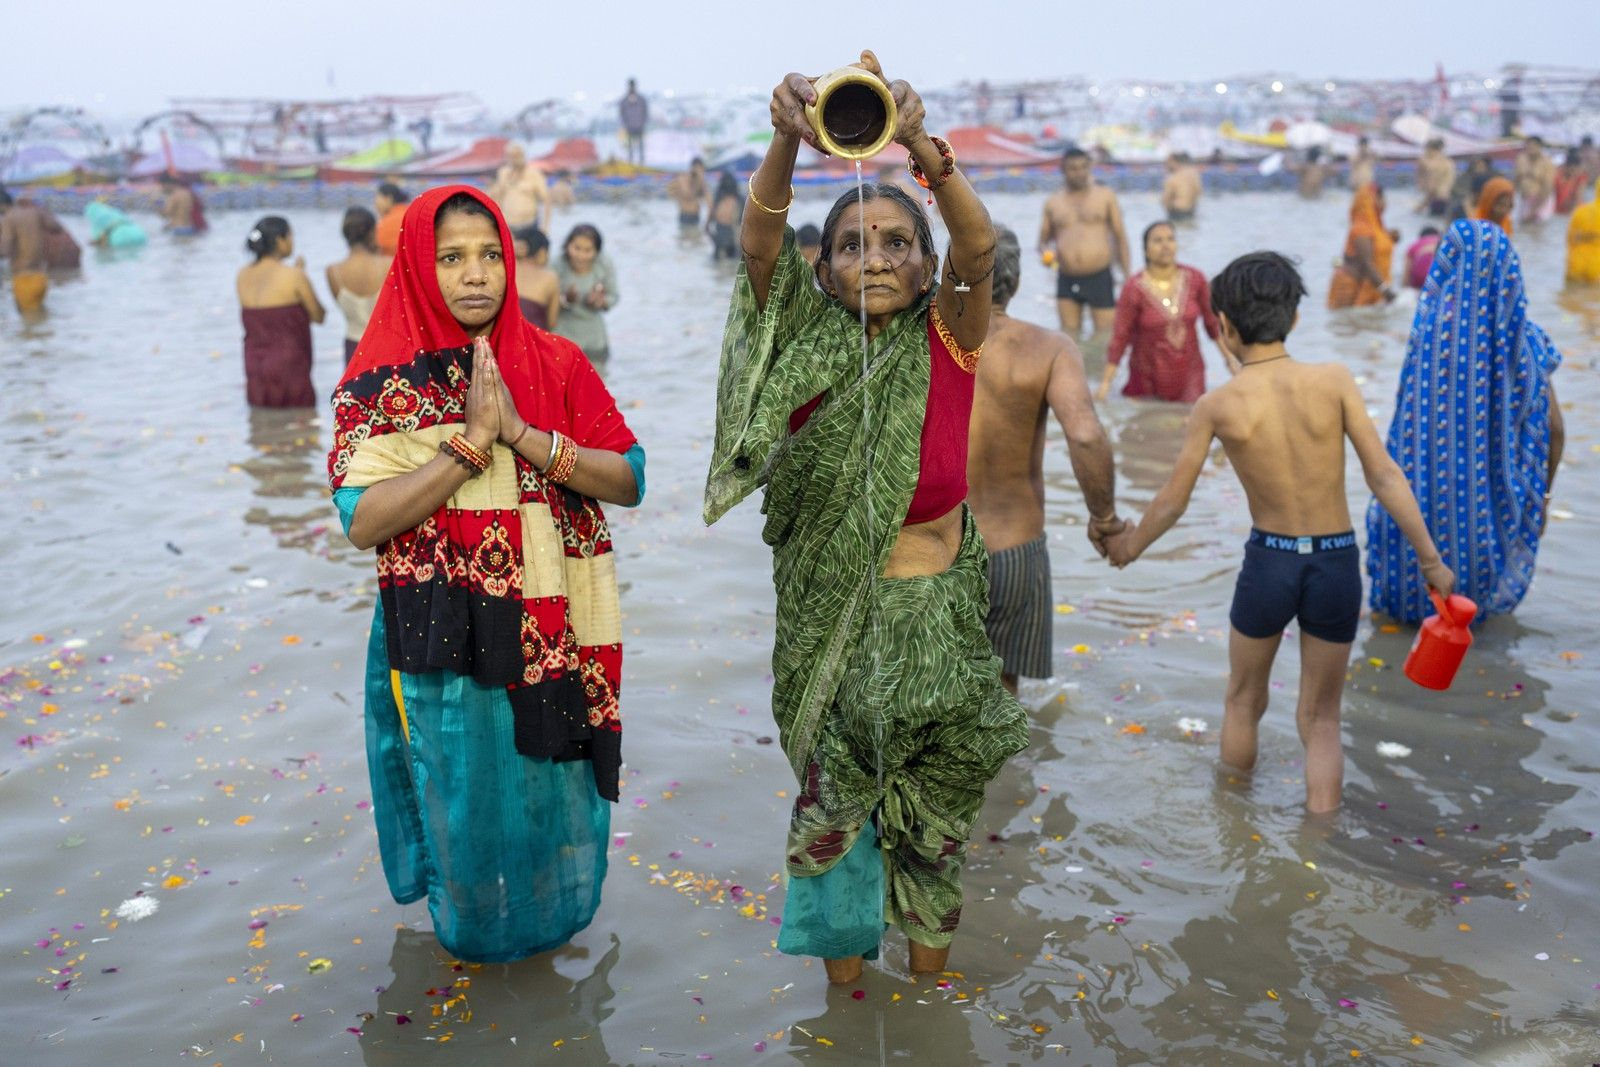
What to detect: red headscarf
<box><xmin>1474</xmin><ymin>176</ymin><xmax>1515</xmax><ymax>237</ymax></box>
<box><xmin>329</xmin><ymin>184</ymin><xmax>635</xmax><ymax>800</ymax></box>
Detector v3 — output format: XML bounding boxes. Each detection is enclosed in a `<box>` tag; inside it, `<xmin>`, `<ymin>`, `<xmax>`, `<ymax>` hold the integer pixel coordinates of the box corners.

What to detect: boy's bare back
<box><xmin>1200</xmin><ymin>359</ymin><xmax>1367</xmax><ymax>535</ymax></box>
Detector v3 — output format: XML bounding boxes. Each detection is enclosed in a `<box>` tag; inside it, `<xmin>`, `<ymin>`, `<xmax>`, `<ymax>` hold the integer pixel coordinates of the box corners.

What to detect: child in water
<box><xmin>1106</xmin><ymin>252</ymin><xmax>1454</xmax><ymax>813</ymax></box>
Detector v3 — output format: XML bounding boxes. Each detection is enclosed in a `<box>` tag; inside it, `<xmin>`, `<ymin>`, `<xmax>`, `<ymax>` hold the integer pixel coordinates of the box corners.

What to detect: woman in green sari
<box><xmin>705</xmin><ymin>52</ymin><xmax>1029</xmax><ymax>983</ymax></box>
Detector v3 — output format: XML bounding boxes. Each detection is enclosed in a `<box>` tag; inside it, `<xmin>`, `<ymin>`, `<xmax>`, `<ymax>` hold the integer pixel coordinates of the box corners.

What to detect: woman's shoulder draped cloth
<box><xmin>328</xmin><ymin>185</ymin><xmax>636</xmax><ymax>800</ymax></box>
<box><xmin>704</xmin><ymin>228</ymin><xmax>934</xmax><ymax>780</ymax></box>
<box><xmin>1366</xmin><ymin>219</ymin><xmax>1561</xmax><ymax>624</ymax></box>
<box><xmin>1343</xmin><ymin>183</ymin><xmax>1394</xmax><ymax>263</ymax></box>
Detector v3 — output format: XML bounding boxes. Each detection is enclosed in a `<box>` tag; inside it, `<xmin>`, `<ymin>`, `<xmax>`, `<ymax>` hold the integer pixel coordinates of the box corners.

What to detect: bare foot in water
<box><xmin>824</xmin><ymin>955</ymin><xmax>863</xmax><ymax>985</ymax></box>
<box><xmin>908</xmin><ymin>942</ymin><xmax>949</xmax><ymax>974</ymax></box>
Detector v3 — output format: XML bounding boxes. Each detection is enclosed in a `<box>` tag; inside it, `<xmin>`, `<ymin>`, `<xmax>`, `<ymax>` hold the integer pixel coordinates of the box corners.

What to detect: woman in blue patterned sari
<box><xmin>1366</xmin><ymin>219</ymin><xmax>1565</xmax><ymax>624</ymax></box>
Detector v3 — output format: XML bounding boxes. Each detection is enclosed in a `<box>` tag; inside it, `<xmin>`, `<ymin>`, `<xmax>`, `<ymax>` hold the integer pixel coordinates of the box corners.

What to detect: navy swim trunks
<box><xmin>1229</xmin><ymin>529</ymin><xmax>1361</xmax><ymax>644</ymax></box>
<box><xmin>1055</xmin><ymin>266</ymin><xmax>1116</xmax><ymax>308</ymax></box>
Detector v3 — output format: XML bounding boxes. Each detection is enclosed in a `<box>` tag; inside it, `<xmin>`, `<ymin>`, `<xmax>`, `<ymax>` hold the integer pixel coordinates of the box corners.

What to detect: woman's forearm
<box><xmin>913</xmin><ymin>135</ymin><xmax>993</xmax><ymax>277</ymax></box>
<box><xmin>507</xmin><ymin>427</ymin><xmax>638</xmax><ymax>506</ymax></box>
<box><xmin>348</xmin><ymin>454</ymin><xmax>475</xmax><ymax>549</ymax></box>
<box><xmin>742</xmin><ymin>132</ymin><xmax>800</xmax><ymax>260</ymax></box>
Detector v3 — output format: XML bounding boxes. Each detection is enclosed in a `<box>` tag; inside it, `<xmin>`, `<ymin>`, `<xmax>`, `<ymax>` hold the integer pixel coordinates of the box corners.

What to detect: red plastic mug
<box><xmin>1403</xmin><ymin>590</ymin><xmax>1478</xmax><ymax>691</ymax></box>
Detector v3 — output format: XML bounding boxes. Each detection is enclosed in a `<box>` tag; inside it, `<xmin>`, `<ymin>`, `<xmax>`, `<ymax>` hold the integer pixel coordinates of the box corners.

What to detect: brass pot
<box><xmin>805</xmin><ymin>67</ymin><xmax>897</xmax><ymax>160</ymax></box>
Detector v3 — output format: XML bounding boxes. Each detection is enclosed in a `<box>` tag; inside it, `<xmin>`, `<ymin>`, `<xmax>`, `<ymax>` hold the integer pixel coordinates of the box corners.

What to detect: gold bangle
<box><xmin>746</xmin><ymin>174</ymin><xmax>794</xmax><ymax>215</ymax></box>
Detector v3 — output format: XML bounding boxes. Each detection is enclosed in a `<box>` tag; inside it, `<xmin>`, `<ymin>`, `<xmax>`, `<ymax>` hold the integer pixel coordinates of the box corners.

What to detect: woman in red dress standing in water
<box><xmin>1096</xmin><ymin>220</ymin><xmax>1221</xmax><ymax>404</ymax></box>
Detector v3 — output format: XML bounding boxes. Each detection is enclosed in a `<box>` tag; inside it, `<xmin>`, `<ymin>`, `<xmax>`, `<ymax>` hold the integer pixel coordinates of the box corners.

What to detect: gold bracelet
<box><xmin>746</xmin><ymin>174</ymin><xmax>794</xmax><ymax>215</ymax></box>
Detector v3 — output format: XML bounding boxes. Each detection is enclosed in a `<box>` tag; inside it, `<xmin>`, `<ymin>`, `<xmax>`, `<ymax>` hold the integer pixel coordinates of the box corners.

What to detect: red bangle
<box><xmin>442</xmin><ymin>434</ymin><xmax>490</xmax><ymax>474</ymax></box>
<box><xmin>907</xmin><ymin>135</ymin><xmax>956</xmax><ymax>192</ymax></box>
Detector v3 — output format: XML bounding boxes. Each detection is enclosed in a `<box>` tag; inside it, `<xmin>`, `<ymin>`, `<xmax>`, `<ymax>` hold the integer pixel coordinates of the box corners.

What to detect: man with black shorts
<box><xmin>1039</xmin><ymin>147</ymin><xmax>1129</xmax><ymax>376</ymax></box>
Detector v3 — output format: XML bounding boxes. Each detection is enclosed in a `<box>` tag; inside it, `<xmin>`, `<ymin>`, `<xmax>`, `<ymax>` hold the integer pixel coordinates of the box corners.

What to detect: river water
<box><xmin>3</xmin><ymin>186</ymin><xmax>1597</xmax><ymax>1065</ymax></box>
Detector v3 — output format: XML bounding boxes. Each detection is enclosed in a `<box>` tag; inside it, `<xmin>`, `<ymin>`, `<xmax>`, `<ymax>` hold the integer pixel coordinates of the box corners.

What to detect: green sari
<box><xmin>706</xmin><ymin>231</ymin><xmax>1028</xmax><ymax>954</ymax></box>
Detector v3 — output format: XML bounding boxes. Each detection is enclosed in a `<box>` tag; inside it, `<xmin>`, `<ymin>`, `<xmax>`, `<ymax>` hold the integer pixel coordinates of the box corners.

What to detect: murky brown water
<box><xmin>3</xmin><ymin>188</ymin><xmax>1597</xmax><ymax>1065</ymax></box>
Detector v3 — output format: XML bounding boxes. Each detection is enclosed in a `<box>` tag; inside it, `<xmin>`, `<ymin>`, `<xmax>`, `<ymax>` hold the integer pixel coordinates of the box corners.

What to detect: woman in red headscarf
<box><xmin>1474</xmin><ymin>176</ymin><xmax>1516</xmax><ymax>237</ymax></box>
<box><xmin>327</xmin><ymin>185</ymin><xmax>645</xmax><ymax>962</ymax></box>
<box><xmin>1327</xmin><ymin>183</ymin><xmax>1397</xmax><ymax>308</ymax></box>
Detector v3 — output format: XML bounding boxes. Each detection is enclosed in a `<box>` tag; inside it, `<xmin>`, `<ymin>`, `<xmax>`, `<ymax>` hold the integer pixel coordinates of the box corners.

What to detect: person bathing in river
<box><xmin>1327</xmin><ymin>184</ymin><xmax>1397</xmax><ymax>308</ymax></box>
<box><xmin>1105</xmin><ymin>252</ymin><xmax>1454</xmax><ymax>813</ymax></box>
<box><xmin>236</xmin><ymin>217</ymin><xmax>325</xmax><ymax>406</ymax></box>
<box><xmin>705</xmin><ymin>51</ymin><xmax>1028</xmax><ymax>984</ymax></box>
<box><xmin>1160</xmin><ymin>152</ymin><xmax>1202</xmax><ymax>220</ymax></box>
<box><xmin>706</xmin><ymin>170</ymin><xmax>741</xmax><ymax>260</ymax></box>
<box><xmin>1038</xmin><ymin>146</ymin><xmax>1130</xmax><ymax>372</ymax></box>
<box><xmin>329</xmin><ymin>186</ymin><xmax>644</xmax><ymax>963</ymax></box>
<box><xmin>968</xmin><ymin>226</ymin><xmax>1121</xmax><ymax>695</ymax></box>
<box><xmin>0</xmin><ymin>190</ymin><xmax>51</xmax><ymax>314</ymax></box>
<box><xmin>513</xmin><ymin>225</ymin><xmax>561</xmax><ymax>330</ymax></box>
<box><xmin>326</xmin><ymin>207</ymin><xmax>385</xmax><ymax>364</ymax></box>
<box><xmin>667</xmin><ymin>157</ymin><xmax>709</xmax><ymax>228</ymax></box>
<box><xmin>1098</xmin><ymin>220</ymin><xmax>1223</xmax><ymax>404</ymax></box>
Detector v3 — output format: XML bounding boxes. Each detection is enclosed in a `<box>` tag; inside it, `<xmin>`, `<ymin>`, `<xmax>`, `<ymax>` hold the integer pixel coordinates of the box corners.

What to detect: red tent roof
<box><xmin>537</xmin><ymin>137</ymin><xmax>598</xmax><ymax>171</ymax></box>
<box><xmin>406</xmin><ymin>136</ymin><xmax>508</xmax><ymax>177</ymax></box>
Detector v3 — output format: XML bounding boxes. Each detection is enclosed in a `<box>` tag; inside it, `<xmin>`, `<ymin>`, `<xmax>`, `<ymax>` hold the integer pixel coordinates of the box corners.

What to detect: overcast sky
<box><xmin>6</xmin><ymin>0</ymin><xmax>1594</xmax><ymax>117</ymax></box>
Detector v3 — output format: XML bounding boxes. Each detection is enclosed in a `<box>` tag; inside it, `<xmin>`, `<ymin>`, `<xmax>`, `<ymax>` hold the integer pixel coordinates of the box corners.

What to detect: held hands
<box><xmin>1104</xmin><ymin>527</ymin><xmax>1141</xmax><ymax>568</ymax></box>
<box><xmin>1086</xmin><ymin>513</ymin><xmax>1125</xmax><ymax>558</ymax></box>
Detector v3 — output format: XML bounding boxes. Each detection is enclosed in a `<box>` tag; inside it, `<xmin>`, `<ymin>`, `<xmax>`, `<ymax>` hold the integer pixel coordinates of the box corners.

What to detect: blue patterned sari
<box><xmin>1366</xmin><ymin>220</ymin><xmax>1561</xmax><ymax>624</ymax></box>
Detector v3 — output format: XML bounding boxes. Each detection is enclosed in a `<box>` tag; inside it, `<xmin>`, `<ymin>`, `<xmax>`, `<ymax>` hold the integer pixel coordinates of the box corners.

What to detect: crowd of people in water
<box><xmin>0</xmin><ymin>54</ymin><xmax>1588</xmax><ymax>984</ymax></box>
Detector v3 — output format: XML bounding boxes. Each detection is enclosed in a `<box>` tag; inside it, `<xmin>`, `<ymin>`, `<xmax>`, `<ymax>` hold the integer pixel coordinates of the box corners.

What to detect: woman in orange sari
<box><xmin>1327</xmin><ymin>184</ymin><xmax>1396</xmax><ymax>308</ymax></box>
<box><xmin>1474</xmin><ymin>176</ymin><xmax>1515</xmax><ymax>237</ymax></box>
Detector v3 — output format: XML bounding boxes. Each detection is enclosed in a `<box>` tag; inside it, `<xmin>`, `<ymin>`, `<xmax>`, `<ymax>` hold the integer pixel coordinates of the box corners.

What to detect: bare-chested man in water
<box><xmin>1</xmin><ymin>190</ymin><xmax>50</xmax><ymax>315</ymax></box>
<box><xmin>1295</xmin><ymin>146</ymin><xmax>1330</xmax><ymax>200</ymax></box>
<box><xmin>1039</xmin><ymin>147</ymin><xmax>1129</xmax><ymax>370</ymax></box>
<box><xmin>159</xmin><ymin>175</ymin><xmax>202</xmax><ymax>235</ymax></box>
<box><xmin>667</xmin><ymin>157</ymin><xmax>709</xmax><ymax>228</ymax></box>
<box><xmin>1161</xmin><ymin>152</ymin><xmax>1203</xmax><ymax>220</ymax></box>
<box><xmin>489</xmin><ymin>144</ymin><xmax>550</xmax><ymax>233</ymax></box>
<box><xmin>968</xmin><ymin>226</ymin><xmax>1122</xmax><ymax>695</ymax></box>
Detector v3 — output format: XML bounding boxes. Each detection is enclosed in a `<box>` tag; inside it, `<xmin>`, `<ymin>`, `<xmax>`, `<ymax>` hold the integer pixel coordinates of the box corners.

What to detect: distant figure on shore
<box><xmin>706</xmin><ymin>170</ymin><xmax>741</xmax><ymax>260</ymax></box>
<box><xmin>1403</xmin><ymin>226</ymin><xmax>1441</xmax><ymax>289</ymax></box>
<box><xmin>1513</xmin><ymin>136</ymin><xmax>1555</xmax><ymax>224</ymax></box>
<box><xmin>1566</xmin><ymin>179</ymin><xmax>1600</xmax><ymax>285</ymax></box>
<box><xmin>667</xmin><ymin>157</ymin><xmax>709</xmax><ymax>227</ymax></box>
<box><xmin>1106</xmin><ymin>251</ymin><xmax>1454</xmax><ymax>814</ymax></box>
<box><xmin>326</xmin><ymin>207</ymin><xmax>385</xmax><ymax>364</ymax></box>
<box><xmin>488</xmin><ymin>144</ymin><xmax>550</xmax><ymax>233</ymax></box>
<box><xmin>1099</xmin><ymin>220</ymin><xmax>1222</xmax><ymax>404</ymax></box>
<box><xmin>554</xmin><ymin>223</ymin><xmax>617</xmax><ymax>364</ymax></box>
<box><xmin>1473</xmin><ymin>177</ymin><xmax>1515</xmax><ymax>237</ymax></box>
<box><xmin>236</xmin><ymin>216</ymin><xmax>325</xmax><ymax>407</ymax></box>
<box><xmin>85</xmin><ymin>200</ymin><xmax>147</xmax><ymax>249</ymax></box>
<box><xmin>1554</xmin><ymin>150</ymin><xmax>1587</xmax><ymax>214</ymax></box>
<box><xmin>968</xmin><ymin>226</ymin><xmax>1121</xmax><ymax>694</ymax></box>
<box><xmin>1580</xmin><ymin>136</ymin><xmax>1600</xmax><ymax>184</ymax></box>
<box><xmin>513</xmin><ymin>225</ymin><xmax>561</xmax><ymax>330</ymax></box>
<box><xmin>619</xmin><ymin>78</ymin><xmax>648</xmax><ymax>167</ymax></box>
<box><xmin>1</xmin><ymin>190</ymin><xmax>50</xmax><ymax>314</ymax></box>
<box><xmin>1039</xmin><ymin>147</ymin><xmax>1129</xmax><ymax>367</ymax></box>
<box><xmin>159</xmin><ymin>175</ymin><xmax>207</xmax><ymax>235</ymax></box>
<box><xmin>1414</xmin><ymin>139</ymin><xmax>1456</xmax><ymax>217</ymax></box>
<box><xmin>1368</xmin><ymin>221</ymin><xmax>1560</xmax><ymax>625</ymax></box>
<box><xmin>374</xmin><ymin>182</ymin><xmax>410</xmax><ymax>256</ymax></box>
<box><xmin>1294</xmin><ymin>146</ymin><xmax>1330</xmax><ymax>199</ymax></box>
<box><xmin>1161</xmin><ymin>152</ymin><xmax>1202</xmax><ymax>220</ymax></box>
<box><xmin>1328</xmin><ymin>184</ymin><xmax>1397</xmax><ymax>308</ymax></box>
<box><xmin>1347</xmin><ymin>136</ymin><xmax>1376</xmax><ymax>191</ymax></box>
<box><xmin>795</xmin><ymin>222</ymin><xmax>822</xmax><ymax>266</ymax></box>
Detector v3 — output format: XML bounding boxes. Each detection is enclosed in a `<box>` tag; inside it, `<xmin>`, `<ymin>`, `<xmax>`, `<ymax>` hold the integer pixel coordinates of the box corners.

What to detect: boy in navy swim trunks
<box><xmin>1105</xmin><ymin>252</ymin><xmax>1454</xmax><ymax>812</ymax></box>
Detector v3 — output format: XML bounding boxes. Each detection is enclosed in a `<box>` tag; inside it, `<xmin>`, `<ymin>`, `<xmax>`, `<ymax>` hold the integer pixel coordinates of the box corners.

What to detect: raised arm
<box><xmin>1341</xmin><ymin>369</ymin><xmax>1455</xmax><ymax>594</ymax></box>
<box><xmin>855</xmin><ymin>53</ymin><xmax>993</xmax><ymax>350</ymax></box>
<box><xmin>741</xmin><ymin>73</ymin><xmax>817</xmax><ymax>309</ymax></box>
<box><xmin>1046</xmin><ymin>338</ymin><xmax>1120</xmax><ymax>553</ymax></box>
<box><xmin>1106</xmin><ymin>397</ymin><xmax>1216</xmax><ymax>566</ymax></box>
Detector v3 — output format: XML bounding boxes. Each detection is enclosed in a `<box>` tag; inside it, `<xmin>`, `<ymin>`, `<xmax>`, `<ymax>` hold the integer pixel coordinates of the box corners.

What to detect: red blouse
<box><xmin>789</xmin><ymin>303</ymin><xmax>979</xmax><ymax>526</ymax></box>
<box><xmin>1105</xmin><ymin>265</ymin><xmax>1219</xmax><ymax>404</ymax></box>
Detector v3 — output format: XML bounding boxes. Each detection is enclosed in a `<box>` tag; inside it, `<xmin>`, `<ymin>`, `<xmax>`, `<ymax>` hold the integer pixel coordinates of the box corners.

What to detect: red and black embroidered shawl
<box><xmin>328</xmin><ymin>185</ymin><xmax>635</xmax><ymax>801</ymax></box>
